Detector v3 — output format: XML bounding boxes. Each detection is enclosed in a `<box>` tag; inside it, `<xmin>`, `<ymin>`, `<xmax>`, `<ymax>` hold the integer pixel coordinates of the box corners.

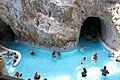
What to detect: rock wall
<box><xmin>0</xmin><ymin>0</ymin><xmax>120</xmax><ymax>51</ymax></box>
<box><xmin>0</xmin><ymin>56</ymin><xmax>9</xmax><ymax>75</ymax></box>
<box><xmin>0</xmin><ymin>19</ymin><xmax>15</xmax><ymax>41</ymax></box>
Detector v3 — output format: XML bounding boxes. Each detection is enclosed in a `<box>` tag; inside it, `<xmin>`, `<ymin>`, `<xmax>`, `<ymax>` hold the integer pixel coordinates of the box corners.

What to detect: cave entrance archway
<box><xmin>78</xmin><ymin>14</ymin><xmax>116</xmax><ymax>50</ymax></box>
<box><xmin>80</xmin><ymin>17</ymin><xmax>102</xmax><ymax>40</ymax></box>
<box><xmin>0</xmin><ymin>19</ymin><xmax>15</xmax><ymax>42</ymax></box>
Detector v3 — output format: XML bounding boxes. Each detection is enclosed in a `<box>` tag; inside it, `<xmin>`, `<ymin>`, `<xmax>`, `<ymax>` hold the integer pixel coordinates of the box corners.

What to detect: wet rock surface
<box><xmin>0</xmin><ymin>0</ymin><xmax>120</xmax><ymax>51</ymax></box>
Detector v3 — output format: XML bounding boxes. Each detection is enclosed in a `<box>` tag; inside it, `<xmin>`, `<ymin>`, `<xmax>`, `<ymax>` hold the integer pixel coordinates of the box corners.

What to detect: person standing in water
<box><xmin>81</xmin><ymin>68</ymin><xmax>87</xmax><ymax>80</ymax></box>
<box><xmin>52</xmin><ymin>50</ymin><xmax>56</xmax><ymax>58</ymax></box>
<box><xmin>91</xmin><ymin>53</ymin><xmax>98</xmax><ymax>65</ymax></box>
<box><xmin>51</xmin><ymin>49</ymin><xmax>57</xmax><ymax>62</ymax></box>
<box><xmin>80</xmin><ymin>45</ymin><xmax>85</xmax><ymax>54</ymax></box>
<box><xmin>57</xmin><ymin>52</ymin><xmax>61</xmax><ymax>59</ymax></box>
<box><xmin>101</xmin><ymin>66</ymin><xmax>109</xmax><ymax>80</ymax></box>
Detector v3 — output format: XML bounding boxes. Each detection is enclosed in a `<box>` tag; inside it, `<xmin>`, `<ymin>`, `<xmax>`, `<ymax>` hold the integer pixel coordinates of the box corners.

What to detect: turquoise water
<box><xmin>4</xmin><ymin>37</ymin><xmax>120</xmax><ymax>80</ymax></box>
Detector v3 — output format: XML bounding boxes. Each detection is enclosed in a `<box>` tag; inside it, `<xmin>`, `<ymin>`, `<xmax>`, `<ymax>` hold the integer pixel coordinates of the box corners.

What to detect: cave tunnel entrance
<box><xmin>0</xmin><ymin>18</ymin><xmax>15</xmax><ymax>43</ymax></box>
<box><xmin>80</xmin><ymin>17</ymin><xmax>102</xmax><ymax>40</ymax></box>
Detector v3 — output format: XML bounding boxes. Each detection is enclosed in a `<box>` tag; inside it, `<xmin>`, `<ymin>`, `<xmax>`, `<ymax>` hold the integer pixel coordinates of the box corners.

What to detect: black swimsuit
<box><xmin>82</xmin><ymin>72</ymin><xmax>87</xmax><ymax>77</ymax></box>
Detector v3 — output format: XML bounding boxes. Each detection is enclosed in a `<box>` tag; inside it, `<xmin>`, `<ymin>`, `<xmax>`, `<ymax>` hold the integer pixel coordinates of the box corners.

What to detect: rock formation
<box><xmin>0</xmin><ymin>0</ymin><xmax>120</xmax><ymax>51</ymax></box>
<box><xmin>0</xmin><ymin>55</ymin><xmax>9</xmax><ymax>75</ymax></box>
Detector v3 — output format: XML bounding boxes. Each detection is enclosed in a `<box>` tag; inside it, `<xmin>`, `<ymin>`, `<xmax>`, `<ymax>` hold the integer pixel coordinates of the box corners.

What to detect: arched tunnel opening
<box><xmin>80</xmin><ymin>17</ymin><xmax>102</xmax><ymax>40</ymax></box>
<box><xmin>0</xmin><ymin>18</ymin><xmax>15</xmax><ymax>44</ymax></box>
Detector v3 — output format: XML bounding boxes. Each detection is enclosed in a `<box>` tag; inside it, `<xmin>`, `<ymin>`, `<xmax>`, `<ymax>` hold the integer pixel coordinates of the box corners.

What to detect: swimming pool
<box><xmin>4</xmin><ymin>37</ymin><xmax>120</xmax><ymax>80</ymax></box>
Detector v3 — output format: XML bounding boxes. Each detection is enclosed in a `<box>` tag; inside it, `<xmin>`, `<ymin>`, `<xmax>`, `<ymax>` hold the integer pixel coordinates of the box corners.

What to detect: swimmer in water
<box><xmin>80</xmin><ymin>45</ymin><xmax>85</xmax><ymax>54</ymax></box>
<box><xmin>76</xmin><ymin>57</ymin><xmax>87</xmax><ymax>70</ymax></box>
<box><xmin>51</xmin><ymin>50</ymin><xmax>57</xmax><ymax>62</ymax></box>
<box><xmin>91</xmin><ymin>53</ymin><xmax>98</xmax><ymax>65</ymax></box>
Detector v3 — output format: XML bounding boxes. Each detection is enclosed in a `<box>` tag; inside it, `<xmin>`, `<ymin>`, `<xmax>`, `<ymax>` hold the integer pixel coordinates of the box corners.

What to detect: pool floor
<box><xmin>4</xmin><ymin>37</ymin><xmax>120</xmax><ymax>80</ymax></box>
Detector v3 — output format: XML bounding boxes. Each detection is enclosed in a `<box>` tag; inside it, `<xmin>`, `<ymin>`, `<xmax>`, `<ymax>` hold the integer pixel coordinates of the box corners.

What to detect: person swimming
<box><xmin>76</xmin><ymin>57</ymin><xmax>87</xmax><ymax>70</ymax></box>
<box><xmin>80</xmin><ymin>57</ymin><xmax>87</xmax><ymax>65</ymax></box>
<box><xmin>30</xmin><ymin>50</ymin><xmax>35</xmax><ymax>55</ymax></box>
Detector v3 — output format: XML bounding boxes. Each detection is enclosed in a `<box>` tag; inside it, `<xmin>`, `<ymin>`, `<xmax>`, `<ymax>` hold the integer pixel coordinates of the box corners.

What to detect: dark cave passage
<box><xmin>0</xmin><ymin>19</ymin><xmax>15</xmax><ymax>42</ymax></box>
<box><xmin>80</xmin><ymin>17</ymin><xmax>102</xmax><ymax>40</ymax></box>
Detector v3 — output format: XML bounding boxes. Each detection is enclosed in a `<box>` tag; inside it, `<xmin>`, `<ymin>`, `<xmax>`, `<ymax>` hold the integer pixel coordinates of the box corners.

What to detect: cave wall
<box><xmin>0</xmin><ymin>0</ymin><xmax>120</xmax><ymax>51</ymax></box>
<box><xmin>0</xmin><ymin>19</ymin><xmax>15</xmax><ymax>41</ymax></box>
<box><xmin>97</xmin><ymin>14</ymin><xmax>119</xmax><ymax>50</ymax></box>
<box><xmin>95</xmin><ymin>4</ymin><xmax>120</xmax><ymax>50</ymax></box>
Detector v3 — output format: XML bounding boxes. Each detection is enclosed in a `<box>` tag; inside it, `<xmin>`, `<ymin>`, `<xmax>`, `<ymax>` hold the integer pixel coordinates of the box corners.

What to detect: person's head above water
<box><xmin>104</xmin><ymin>66</ymin><xmax>106</xmax><ymax>69</ymax></box>
<box><xmin>94</xmin><ymin>53</ymin><xmax>97</xmax><ymax>56</ymax></box>
<box><xmin>83</xmin><ymin>57</ymin><xmax>86</xmax><ymax>60</ymax></box>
